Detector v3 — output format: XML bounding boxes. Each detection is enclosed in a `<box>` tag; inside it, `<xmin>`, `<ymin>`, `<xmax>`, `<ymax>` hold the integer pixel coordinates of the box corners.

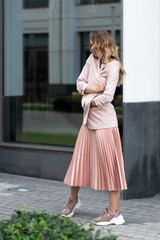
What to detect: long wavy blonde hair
<box><xmin>89</xmin><ymin>30</ymin><xmax>126</xmax><ymax>86</ymax></box>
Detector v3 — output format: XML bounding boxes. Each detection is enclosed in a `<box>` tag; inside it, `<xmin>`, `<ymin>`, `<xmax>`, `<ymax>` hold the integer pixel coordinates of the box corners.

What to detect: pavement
<box><xmin>0</xmin><ymin>173</ymin><xmax>160</xmax><ymax>240</ymax></box>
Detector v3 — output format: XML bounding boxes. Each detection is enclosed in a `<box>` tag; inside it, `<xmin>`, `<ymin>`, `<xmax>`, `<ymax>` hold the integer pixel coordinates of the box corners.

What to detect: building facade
<box><xmin>0</xmin><ymin>0</ymin><xmax>159</xmax><ymax>199</ymax></box>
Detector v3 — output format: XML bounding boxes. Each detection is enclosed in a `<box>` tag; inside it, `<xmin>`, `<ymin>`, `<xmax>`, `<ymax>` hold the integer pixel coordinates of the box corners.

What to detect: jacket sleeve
<box><xmin>94</xmin><ymin>61</ymin><xmax>120</xmax><ymax>108</ymax></box>
<box><xmin>76</xmin><ymin>55</ymin><xmax>91</xmax><ymax>95</ymax></box>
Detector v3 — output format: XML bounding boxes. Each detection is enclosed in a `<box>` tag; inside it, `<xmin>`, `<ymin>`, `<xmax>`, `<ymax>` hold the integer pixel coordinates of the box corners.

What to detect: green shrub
<box><xmin>156</xmin><ymin>193</ymin><xmax>160</xmax><ymax>197</ymax></box>
<box><xmin>0</xmin><ymin>206</ymin><xmax>118</xmax><ymax>240</ymax></box>
<box><xmin>22</xmin><ymin>132</ymin><xmax>77</xmax><ymax>147</ymax></box>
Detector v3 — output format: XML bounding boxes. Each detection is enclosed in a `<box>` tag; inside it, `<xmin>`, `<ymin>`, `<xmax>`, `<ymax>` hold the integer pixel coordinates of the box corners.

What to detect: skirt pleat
<box><xmin>63</xmin><ymin>124</ymin><xmax>127</xmax><ymax>191</ymax></box>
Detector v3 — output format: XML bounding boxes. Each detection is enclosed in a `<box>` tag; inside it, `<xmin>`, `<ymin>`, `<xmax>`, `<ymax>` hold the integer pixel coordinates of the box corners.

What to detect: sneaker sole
<box><xmin>61</xmin><ymin>199</ymin><xmax>81</xmax><ymax>218</ymax></box>
<box><xmin>91</xmin><ymin>214</ymin><xmax>125</xmax><ymax>226</ymax></box>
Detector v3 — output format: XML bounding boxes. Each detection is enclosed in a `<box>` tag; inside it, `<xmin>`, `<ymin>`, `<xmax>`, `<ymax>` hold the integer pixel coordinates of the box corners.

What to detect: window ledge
<box><xmin>0</xmin><ymin>142</ymin><xmax>74</xmax><ymax>153</ymax></box>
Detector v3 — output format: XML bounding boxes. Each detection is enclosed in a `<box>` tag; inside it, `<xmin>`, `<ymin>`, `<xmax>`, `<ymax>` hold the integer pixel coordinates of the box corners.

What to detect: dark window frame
<box><xmin>0</xmin><ymin>0</ymin><xmax>3</xmax><ymax>144</ymax></box>
<box><xmin>77</xmin><ymin>0</ymin><xmax>120</xmax><ymax>5</ymax></box>
<box><xmin>23</xmin><ymin>0</ymin><xmax>49</xmax><ymax>9</ymax></box>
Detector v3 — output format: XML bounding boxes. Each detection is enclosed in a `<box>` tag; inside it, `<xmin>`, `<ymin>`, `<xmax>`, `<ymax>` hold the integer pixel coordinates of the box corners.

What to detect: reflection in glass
<box><xmin>23</xmin><ymin>0</ymin><xmax>49</xmax><ymax>8</ymax></box>
<box><xmin>80</xmin><ymin>0</ymin><xmax>120</xmax><ymax>4</ymax></box>
<box><xmin>4</xmin><ymin>0</ymin><xmax>123</xmax><ymax>147</ymax></box>
<box><xmin>23</xmin><ymin>33</ymin><xmax>81</xmax><ymax>146</ymax></box>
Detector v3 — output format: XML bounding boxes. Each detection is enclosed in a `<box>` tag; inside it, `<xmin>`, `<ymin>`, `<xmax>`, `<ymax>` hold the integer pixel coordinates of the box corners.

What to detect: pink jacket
<box><xmin>77</xmin><ymin>53</ymin><xmax>120</xmax><ymax>130</ymax></box>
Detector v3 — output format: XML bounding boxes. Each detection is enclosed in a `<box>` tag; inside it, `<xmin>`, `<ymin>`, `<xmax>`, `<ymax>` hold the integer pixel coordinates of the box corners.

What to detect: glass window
<box><xmin>80</xmin><ymin>0</ymin><xmax>120</xmax><ymax>4</ymax></box>
<box><xmin>3</xmin><ymin>0</ymin><xmax>123</xmax><ymax>147</ymax></box>
<box><xmin>23</xmin><ymin>0</ymin><xmax>49</xmax><ymax>8</ymax></box>
<box><xmin>23</xmin><ymin>34</ymin><xmax>48</xmax><ymax>103</ymax></box>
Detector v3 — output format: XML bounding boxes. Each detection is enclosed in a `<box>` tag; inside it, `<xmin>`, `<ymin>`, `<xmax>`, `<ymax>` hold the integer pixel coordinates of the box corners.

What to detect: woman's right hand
<box><xmin>84</xmin><ymin>81</ymin><xmax>106</xmax><ymax>94</ymax></box>
<box><xmin>96</xmin><ymin>81</ymin><xmax>106</xmax><ymax>93</ymax></box>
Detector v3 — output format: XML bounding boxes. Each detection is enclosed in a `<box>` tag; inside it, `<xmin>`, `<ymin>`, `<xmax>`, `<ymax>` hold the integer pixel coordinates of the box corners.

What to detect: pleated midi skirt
<box><xmin>63</xmin><ymin>124</ymin><xmax>127</xmax><ymax>191</ymax></box>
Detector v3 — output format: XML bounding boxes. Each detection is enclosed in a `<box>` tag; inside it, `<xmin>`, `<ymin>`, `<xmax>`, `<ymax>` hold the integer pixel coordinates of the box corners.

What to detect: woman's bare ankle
<box><xmin>108</xmin><ymin>207</ymin><xmax>119</xmax><ymax>213</ymax></box>
<box><xmin>70</xmin><ymin>196</ymin><xmax>78</xmax><ymax>200</ymax></box>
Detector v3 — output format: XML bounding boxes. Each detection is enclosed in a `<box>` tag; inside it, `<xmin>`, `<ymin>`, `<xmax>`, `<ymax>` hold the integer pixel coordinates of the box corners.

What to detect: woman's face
<box><xmin>90</xmin><ymin>40</ymin><xmax>98</xmax><ymax>58</ymax></box>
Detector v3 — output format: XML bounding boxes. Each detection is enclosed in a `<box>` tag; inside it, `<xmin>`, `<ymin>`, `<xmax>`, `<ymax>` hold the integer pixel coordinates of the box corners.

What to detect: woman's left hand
<box><xmin>90</xmin><ymin>99</ymin><xmax>96</xmax><ymax>107</ymax></box>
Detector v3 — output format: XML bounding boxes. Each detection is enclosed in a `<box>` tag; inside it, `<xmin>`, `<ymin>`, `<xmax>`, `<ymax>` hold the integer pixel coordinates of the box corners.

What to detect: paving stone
<box><xmin>0</xmin><ymin>173</ymin><xmax>160</xmax><ymax>239</ymax></box>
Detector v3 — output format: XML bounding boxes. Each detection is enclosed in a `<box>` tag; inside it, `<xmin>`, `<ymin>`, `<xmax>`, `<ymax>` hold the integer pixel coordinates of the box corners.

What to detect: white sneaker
<box><xmin>91</xmin><ymin>208</ymin><xmax>125</xmax><ymax>226</ymax></box>
<box><xmin>61</xmin><ymin>197</ymin><xmax>81</xmax><ymax>217</ymax></box>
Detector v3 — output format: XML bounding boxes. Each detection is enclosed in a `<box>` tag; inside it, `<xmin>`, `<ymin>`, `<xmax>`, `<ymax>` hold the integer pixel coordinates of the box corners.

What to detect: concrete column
<box><xmin>49</xmin><ymin>0</ymin><xmax>61</xmax><ymax>84</ymax></box>
<box><xmin>123</xmin><ymin>0</ymin><xmax>160</xmax><ymax>199</ymax></box>
<box><xmin>61</xmin><ymin>0</ymin><xmax>77</xmax><ymax>84</ymax></box>
<box><xmin>3</xmin><ymin>0</ymin><xmax>23</xmax><ymax>142</ymax></box>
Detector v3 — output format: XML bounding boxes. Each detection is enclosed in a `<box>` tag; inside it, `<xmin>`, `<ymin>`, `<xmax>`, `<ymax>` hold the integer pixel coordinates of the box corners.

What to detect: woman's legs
<box><xmin>70</xmin><ymin>186</ymin><xmax>80</xmax><ymax>200</ymax></box>
<box><xmin>109</xmin><ymin>190</ymin><xmax>121</xmax><ymax>213</ymax></box>
<box><xmin>70</xmin><ymin>188</ymin><xmax>121</xmax><ymax>211</ymax></box>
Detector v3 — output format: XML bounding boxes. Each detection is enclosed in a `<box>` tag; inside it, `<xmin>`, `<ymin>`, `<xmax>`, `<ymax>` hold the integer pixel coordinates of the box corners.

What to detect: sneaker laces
<box><xmin>102</xmin><ymin>208</ymin><xmax>109</xmax><ymax>217</ymax></box>
<box><xmin>65</xmin><ymin>198</ymin><xmax>76</xmax><ymax>209</ymax></box>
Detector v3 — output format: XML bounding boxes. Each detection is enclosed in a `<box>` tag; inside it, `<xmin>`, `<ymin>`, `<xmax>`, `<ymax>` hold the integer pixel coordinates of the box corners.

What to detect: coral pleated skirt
<box><xmin>63</xmin><ymin>124</ymin><xmax>127</xmax><ymax>191</ymax></box>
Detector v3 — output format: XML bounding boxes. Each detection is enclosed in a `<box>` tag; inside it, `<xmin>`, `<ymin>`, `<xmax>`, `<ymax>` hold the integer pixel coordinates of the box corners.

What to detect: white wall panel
<box><xmin>123</xmin><ymin>0</ymin><xmax>160</xmax><ymax>102</ymax></box>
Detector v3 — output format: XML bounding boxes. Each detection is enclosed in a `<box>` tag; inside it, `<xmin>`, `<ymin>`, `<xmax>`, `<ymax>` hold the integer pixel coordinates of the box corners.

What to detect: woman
<box><xmin>61</xmin><ymin>30</ymin><xmax>127</xmax><ymax>226</ymax></box>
